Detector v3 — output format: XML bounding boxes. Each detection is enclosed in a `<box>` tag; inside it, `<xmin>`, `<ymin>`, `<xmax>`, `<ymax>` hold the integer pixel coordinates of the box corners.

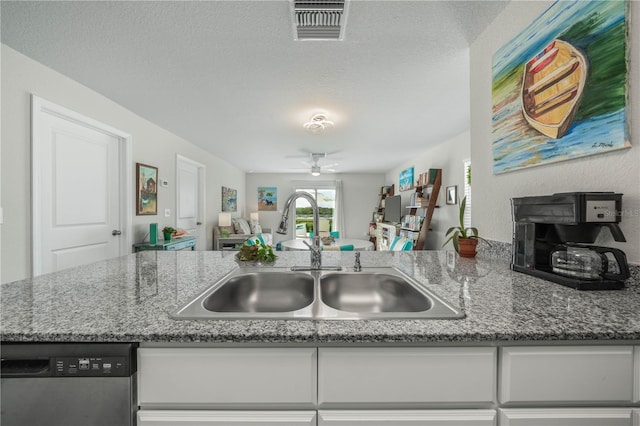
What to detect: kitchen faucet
<box><xmin>277</xmin><ymin>192</ymin><xmax>340</xmax><ymax>271</ymax></box>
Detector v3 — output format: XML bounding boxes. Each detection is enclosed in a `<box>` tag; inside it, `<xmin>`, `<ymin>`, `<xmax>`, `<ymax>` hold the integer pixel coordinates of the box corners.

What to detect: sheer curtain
<box><xmin>333</xmin><ymin>180</ymin><xmax>345</xmax><ymax>235</ymax></box>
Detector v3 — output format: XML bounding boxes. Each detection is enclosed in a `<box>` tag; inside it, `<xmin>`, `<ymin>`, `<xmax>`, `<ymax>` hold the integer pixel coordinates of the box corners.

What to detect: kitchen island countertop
<box><xmin>2</xmin><ymin>250</ymin><xmax>639</xmax><ymax>344</ymax></box>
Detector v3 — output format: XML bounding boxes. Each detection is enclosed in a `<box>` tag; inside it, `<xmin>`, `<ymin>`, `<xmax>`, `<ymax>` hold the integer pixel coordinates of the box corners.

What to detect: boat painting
<box><xmin>492</xmin><ymin>0</ymin><xmax>630</xmax><ymax>174</ymax></box>
<box><xmin>521</xmin><ymin>39</ymin><xmax>587</xmax><ymax>139</ymax></box>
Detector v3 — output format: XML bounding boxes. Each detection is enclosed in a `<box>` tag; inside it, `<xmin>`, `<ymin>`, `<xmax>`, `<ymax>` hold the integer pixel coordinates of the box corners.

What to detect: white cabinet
<box><xmin>318</xmin><ymin>409</ymin><xmax>496</xmax><ymax>425</ymax></box>
<box><xmin>634</xmin><ymin>346</ymin><xmax>640</xmax><ymax>403</ymax></box>
<box><xmin>633</xmin><ymin>409</ymin><xmax>640</xmax><ymax>426</ymax></box>
<box><xmin>137</xmin><ymin>410</ymin><xmax>317</xmax><ymax>426</ymax></box>
<box><xmin>500</xmin><ymin>346</ymin><xmax>634</xmax><ymax>405</ymax></box>
<box><xmin>499</xmin><ymin>408</ymin><xmax>633</xmax><ymax>426</ymax></box>
<box><xmin>138</xmin><ymin>347</ymin><xmax>317</xmax><ymax>408</ymax></box>
<box><xmin>318</xmin><ymin>347</ymin><xmax>496</xmax><ymax>407</ymax></box>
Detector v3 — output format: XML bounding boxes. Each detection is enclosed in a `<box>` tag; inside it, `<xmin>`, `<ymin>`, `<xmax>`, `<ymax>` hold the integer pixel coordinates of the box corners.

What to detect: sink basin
<box><xmin>202</xmin><ymin>272</ymin><xmax>314</xmax><ymax>313</ymax></box>
<box><xmin>172</xmin><ymin>269</ymin><xmax>316</xmax><ymax>319</ymax></box>
<box><xmin>171</xmin><ymin>267</ymin><xmax>464</xmax><ymax>320</ymax></box>
<box><xmin>320</xmin><ymin>272</ymin><xmax>431</xmax><ymax>313</ymax></box>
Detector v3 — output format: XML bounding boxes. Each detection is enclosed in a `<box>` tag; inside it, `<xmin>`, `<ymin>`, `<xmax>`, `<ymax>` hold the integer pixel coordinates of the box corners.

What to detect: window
<box><xmin>463</xmin><ymin>160</ymin><xmax>472</xmax><ymax>229</ymax></box>
<box><xmin>294</xmin><ymin>187</ymin><xmax>336</xmax><ymax>239</ymax></box>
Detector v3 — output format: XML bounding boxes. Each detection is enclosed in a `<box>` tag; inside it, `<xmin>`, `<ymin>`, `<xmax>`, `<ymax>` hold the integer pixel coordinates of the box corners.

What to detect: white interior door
<box><xmin>32</xmin><ymin>96</ymin><xmax>131</xmax><ymax>276</ymax></box>
<box><xmin>176</xmin><ymin>155</ymin><xmax>205</xmax><ymax>250</ymax></box>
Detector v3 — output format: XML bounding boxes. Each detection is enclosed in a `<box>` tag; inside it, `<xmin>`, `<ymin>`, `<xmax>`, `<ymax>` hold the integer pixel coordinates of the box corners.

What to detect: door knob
<box><xmin>197</xmin><ymin>222</ymin><xmax>203</xmax><ymax>225</ymax></box>
<box><xmin>112</xmin><ymin>230</ymin><xmax>122</xmax><ymax>236</ymax></box>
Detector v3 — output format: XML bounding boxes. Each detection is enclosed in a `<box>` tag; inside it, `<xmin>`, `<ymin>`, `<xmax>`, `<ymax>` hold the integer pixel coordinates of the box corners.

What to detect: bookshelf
<box><xmin>400</xmin><ymin>169</ymin><xmax>442</xmax><ymax>250</ymax></box>
<box><xmin>370</xmin><ymin>184</ymin><xmax>394</xmax><ymax>249</ymax></box>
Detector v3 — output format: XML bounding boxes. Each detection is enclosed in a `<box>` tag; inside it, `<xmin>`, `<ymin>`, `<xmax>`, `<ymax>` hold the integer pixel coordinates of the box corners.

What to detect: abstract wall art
<box><xmin>492</xmin><ymin>0</ymin><xmax>630</xmax><ymax>174</ymax></box>
<box><xmin>221</xmin><ymin>186</ymin><xmax>237</xmax><ymax>212</ymax></box>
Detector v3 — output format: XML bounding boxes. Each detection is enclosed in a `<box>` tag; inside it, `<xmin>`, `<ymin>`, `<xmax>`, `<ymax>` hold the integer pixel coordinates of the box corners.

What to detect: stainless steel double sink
<box><xmin>171</xmin><ymin>267</ymin><xmax>464</xmax><ymax>320</ymax></box>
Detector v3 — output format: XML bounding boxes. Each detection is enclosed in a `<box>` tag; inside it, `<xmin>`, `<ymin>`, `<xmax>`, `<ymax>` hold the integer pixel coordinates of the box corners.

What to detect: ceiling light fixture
<box><xmin>311</xmin><ymin>165</ymin><xmax>321</xmax><ymax>176</ymax></box>
<box><xmin>303</xmin><ymin>113</ymin><xmax>334</xmax><ymax>133</ymax></box>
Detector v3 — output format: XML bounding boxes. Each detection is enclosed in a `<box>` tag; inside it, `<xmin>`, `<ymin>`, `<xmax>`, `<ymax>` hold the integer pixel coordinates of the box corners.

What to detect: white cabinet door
<box><xmin>634</xmin><ymin>346</ymin><xmax>640</xmax><ymax>403</ymax></box>
<box><xmin>500</xmin><ymin>408</ymin><xmax>632</xmax><ymax>426</ymax></box>
<box><xmin>138</xmin><ymin>348</ymin><xmax>316</xmax><ymax>408</ymax></box>
<box><xmin>137</xmin><ymin>410</ymin><xmax>316</xmax><ymax>426</ymax></box>
<box><xmin>318</xmin><ymin>347</ymin><xmax>496</xmax><ymax>407</ymax></box>
<box><xmin>318</xmin><ymin>409</ymin><xmax>496</xmax><ymax>425</ymax></box>
<box><xmin>500</xmin><ymin>346</ymin><xmax>633</xmax><ymax>405</ymax></box>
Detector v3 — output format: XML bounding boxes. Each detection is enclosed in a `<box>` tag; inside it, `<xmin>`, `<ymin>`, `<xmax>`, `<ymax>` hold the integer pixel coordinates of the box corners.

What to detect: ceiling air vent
<box><xmin>291</xmin><ymin>0</ymin><xmax>349</xmax><ymax>41</ymax></box>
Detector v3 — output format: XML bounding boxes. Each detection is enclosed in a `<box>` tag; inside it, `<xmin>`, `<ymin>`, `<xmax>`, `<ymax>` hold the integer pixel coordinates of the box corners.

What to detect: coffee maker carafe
<box><xmin>512</xmin><ymin>192</ymin><xmax>630</xmax><ymax>290</ymax></box>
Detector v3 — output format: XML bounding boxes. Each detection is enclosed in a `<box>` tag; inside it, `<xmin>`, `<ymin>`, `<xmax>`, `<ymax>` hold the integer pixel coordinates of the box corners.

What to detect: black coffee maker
<box><xmin>512</xmin><ymin>192</ymin><xmax>630</xmax><ymax>290</ymax></box>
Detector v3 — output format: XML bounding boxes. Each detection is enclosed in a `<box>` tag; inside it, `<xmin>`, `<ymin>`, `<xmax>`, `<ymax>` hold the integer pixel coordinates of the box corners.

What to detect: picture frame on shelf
<box><xmin>399</xmin><ymin>167</ymin><xmax>414</xmax><ymax>191</ymax></box>
<box><xmin>136</xmin><ymin>163</ymin><xmax>158</xmax><ymax>215</ymax></box>
<box><xmin>446</xmin><ymin>185</ymin><xmax>458</xmax><ymax>205</ymax></box>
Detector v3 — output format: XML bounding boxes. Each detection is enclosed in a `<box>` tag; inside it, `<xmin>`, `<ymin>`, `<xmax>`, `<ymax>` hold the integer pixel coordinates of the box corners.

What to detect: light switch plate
<box><xmin>164</xmin><ymin>208</ymin><xmax>170</xmax><ymax>217</ymax></box>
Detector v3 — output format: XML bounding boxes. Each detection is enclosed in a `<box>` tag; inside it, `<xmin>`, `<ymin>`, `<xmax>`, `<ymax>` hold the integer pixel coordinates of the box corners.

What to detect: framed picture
<box><xmin>491</xmin><ymin>1</ymin><xmax>630</xmax><ymax>174</ymax></box>
<box><xmin>399</xmin><ymin>167</ymin><xmax>414</xmax><ymax>192</ymax></box>
<box><xmin>257</xmin><ymin>187</ymin><xmax>277</xmax><ymax>211</ymax></box>
<box><xmin>446</xmin><ymin>185</ymin><xmax>457</xmax><ymax>205</ymax></box>
<box><xmin>222</xmin><ymin>186</ymin><xmax>237</xmax><ymax>212</ymax></box>
<box><xmin>136</xmin><ymin>163</ymin><xmax>158</xmax><ymax>215</ymax></box>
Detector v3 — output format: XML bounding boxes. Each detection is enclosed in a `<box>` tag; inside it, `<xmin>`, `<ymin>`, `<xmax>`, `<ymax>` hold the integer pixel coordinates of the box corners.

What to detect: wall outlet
<box><xmin>160</xmin><ymin>179</ymin><xmax>169</xmax><ymax>188</ymax></box>
<box><xmin>164</xmin><ymin>208</ymin><xmax>170</xmax><ymax>217</ymax></box>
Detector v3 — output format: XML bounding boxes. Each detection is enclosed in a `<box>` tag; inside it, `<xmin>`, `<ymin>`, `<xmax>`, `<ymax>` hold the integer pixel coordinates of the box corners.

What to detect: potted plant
<box><xmin>442</xmin><ymin>196</ymin><xmax>488</xmax><ymax>258</ymax></box>
<box><xmin>162</xmin><ymin>226</ymin><xmax>176</xmax><ymax>242</ymax></box>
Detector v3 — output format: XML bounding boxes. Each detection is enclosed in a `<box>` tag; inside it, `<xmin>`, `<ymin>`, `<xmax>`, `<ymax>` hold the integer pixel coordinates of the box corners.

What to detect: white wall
<box><xmin>385</xmin><ymin>131</ymin><xmax>470</xmax><ymax>250</ymax></box>
<box><xmin>470</xmin><ymin>1</ymin><xmax>640</xmax><ymax>265</ymax></box>
<box><xmin>244</xmin><ymin>173</ymin><xmax>386</xmax><ymax>244</ymax></box>
<box><xmin>1</xmin><ymin>45</ymin><xmax>245</xmax><ymax>283</ymax></box>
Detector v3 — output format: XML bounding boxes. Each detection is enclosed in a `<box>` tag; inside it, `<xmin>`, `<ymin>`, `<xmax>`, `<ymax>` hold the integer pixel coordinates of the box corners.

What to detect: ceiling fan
<box><xmin>291</xmin><ymin>153</ymin><xmax>339</xmax><ymax>176</ymax></box>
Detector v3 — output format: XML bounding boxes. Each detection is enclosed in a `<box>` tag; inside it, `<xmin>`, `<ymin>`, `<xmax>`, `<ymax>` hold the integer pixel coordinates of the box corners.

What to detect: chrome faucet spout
<box><xmin>277</xmin><ymin>192</ymin><xmax>322</xmax><ymax>269</ymax></box>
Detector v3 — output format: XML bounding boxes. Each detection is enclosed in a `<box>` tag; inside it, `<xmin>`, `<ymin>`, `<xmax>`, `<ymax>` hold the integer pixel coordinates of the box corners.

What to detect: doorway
<box><xmin>31</xmin><ymin>96</ymin><xmax>132</xmax><ymax>276</ymax></box>
<box><xmin>176</xmin><ymin>155</ymin><xmax>206</xmax><ymax>250</ymax></box>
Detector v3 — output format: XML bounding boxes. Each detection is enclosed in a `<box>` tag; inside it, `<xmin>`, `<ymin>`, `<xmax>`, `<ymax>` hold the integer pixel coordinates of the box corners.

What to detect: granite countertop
<box><xmin>2</xmin><ymin>250</ymin><xmax>640</xmax><ymax>344</ymax></box>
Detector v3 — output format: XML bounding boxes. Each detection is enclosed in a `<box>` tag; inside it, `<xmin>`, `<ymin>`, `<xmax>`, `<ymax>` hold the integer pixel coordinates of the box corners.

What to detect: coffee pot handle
<box><xmin>593</xmin><ymin>247</ymin><xmax>630</xmax><ymax>281</ymax></box>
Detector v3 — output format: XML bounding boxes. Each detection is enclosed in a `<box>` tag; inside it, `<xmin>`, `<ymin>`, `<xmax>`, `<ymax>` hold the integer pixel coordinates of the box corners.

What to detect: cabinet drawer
<box><xmin>318</xmin><ymin>347</ymin><xmax>496</xmax><ymax>407</ymax></box>
<box><xmin>499</xmin><ymin>346</ymin><xmax>633</xmax><ymax>405</ymax></box>
<box><xmin>166</xmin><ymin>240</ymin><xmax>195</xmax><ymax>250</ymax></box>
<box><xmin>318</xmin><ymin>409</ymin><xmax>496</xmax><ymax>425</ymax></box>
<box><xmin>138</xmin><ymin>348</ymin><xmax>316</xmax><ymax>407</ymax></box>
<box><xmin>137</xmin><ymin>410</ymin><xmax>317</xmax><ymax>426</ymax></box>
<box><xmin>499</xmin><ymin>408</ymin><xmax>632</xmax><ymax>426</ymax></box>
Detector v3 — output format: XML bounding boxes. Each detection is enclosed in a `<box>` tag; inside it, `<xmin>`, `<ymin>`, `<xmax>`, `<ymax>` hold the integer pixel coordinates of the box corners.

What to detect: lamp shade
<box><xmin>218</xmin><ymin>212</ymin><xmax>232</xmax><ymax>227</ymax></box>
<box><xmin>250</xmin><ymin>212</ymin><xmax>259</xmax><ymax>221</ymax></box>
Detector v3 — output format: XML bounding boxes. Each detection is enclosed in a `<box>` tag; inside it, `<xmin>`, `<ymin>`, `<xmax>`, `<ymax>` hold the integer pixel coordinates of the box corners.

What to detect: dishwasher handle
<box><xmin>1</xmin><ymin>358</ymin><xmax>51</xmax><ymax>376</ymax></box>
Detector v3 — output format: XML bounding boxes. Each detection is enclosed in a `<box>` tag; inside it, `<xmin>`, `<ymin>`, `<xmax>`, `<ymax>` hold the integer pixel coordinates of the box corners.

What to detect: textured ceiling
<box><xmin>1</xmin><ymin>1</ymin><xmax>508</xmax><ymax>175</ymax></box>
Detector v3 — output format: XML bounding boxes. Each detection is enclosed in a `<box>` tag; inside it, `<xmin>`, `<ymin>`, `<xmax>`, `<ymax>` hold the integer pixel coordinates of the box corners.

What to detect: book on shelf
<box><xmin>401</xmin><ymin>215</ymin><xmax>424</xmax><ymax>231</ymax></box>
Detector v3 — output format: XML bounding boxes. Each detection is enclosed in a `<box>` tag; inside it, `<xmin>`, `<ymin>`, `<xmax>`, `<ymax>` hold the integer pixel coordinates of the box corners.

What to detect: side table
<box><xmin>216</xmin><ymin>236</ymin><xmax>249</xmax><ymax>251</ymax></box>
<box><xmin>133</xmin><ymin>236</ymin><xmax>196</xmax><ymax>252</ymax></box>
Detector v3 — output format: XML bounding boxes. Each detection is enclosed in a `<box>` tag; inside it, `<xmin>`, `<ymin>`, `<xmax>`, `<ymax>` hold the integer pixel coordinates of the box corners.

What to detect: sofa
<box><xmin>213</xmin><ymin>217</ymin><xmax>273</xmax><ymax>250</ymax></box>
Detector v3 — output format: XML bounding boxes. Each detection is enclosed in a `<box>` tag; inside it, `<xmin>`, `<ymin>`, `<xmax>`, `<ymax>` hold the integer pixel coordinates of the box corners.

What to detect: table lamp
<box><xmin>219</xmin><ymin>212</ymin><xmax>232</xmax><ymax>238</ymax></box>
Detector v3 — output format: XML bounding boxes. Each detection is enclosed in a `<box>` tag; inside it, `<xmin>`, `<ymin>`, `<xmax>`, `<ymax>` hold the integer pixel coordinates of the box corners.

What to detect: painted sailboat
<box><xmin>521</xmin><ymin>39</ymin><xmax>588</xmax><ymax>139</ymax></box>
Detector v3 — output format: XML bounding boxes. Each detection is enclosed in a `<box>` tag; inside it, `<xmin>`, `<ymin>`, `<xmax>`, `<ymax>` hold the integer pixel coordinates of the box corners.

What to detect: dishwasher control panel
<box><xmin>55</xmin><ymin>356</ymin><xmax>128</xmax><ymax>377</ymax></box>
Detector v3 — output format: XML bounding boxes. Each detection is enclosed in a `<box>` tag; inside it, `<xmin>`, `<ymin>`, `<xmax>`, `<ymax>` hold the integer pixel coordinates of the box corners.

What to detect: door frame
<box><xmin>31</xmin><ymin>95</ymin><xmax>133</xmax><ymax>276</ymax></box>
<box><xmin>176</xmin><ymin>154</ymin><xmax>206</xmax><ymax>250</ymax></box>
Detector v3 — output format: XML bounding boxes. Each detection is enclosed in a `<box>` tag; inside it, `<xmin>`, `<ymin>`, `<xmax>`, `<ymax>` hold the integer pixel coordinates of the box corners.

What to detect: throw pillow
<box><xmin>232</xmin><ymin>218</ymin><xmax>251</xmax><ymax>234</ymax></box>
<box><xmin>250</xmin><ymin>219</ymin><xmax>262</xmax><ymax>234</ymax></box>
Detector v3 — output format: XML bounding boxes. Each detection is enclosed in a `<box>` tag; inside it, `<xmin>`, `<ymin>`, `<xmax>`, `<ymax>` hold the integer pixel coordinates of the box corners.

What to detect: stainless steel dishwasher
<box><xmin>1</xmin><ymin>342</ymin><xmax>137</xmax><ymax>426</ymax></box>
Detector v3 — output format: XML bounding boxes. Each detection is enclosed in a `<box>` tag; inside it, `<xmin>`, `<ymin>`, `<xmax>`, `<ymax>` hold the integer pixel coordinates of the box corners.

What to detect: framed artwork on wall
<box><xmin>446</xmin><ymin>186</ymin><xmax>458</xmax><ymax>205</ymax></box>
<box><xmin>136</xmin><ymin>163</ymin><xmax>158</xmax><ymax>215</ymax></box>
<box><xmin>258</xmin><ymin>187</ymin><xmax>277</xmax><ymax>211</ymax></box>
<box><xmin>399</xmin><ymin>167</ymin><xmax>414</xmax><ymax>192</ymax></box>
<box><xmin>222</xmin><ymin>186</ymin><xmax>237</xmax><ymax>212</ymax></box>
<box><xmin>491</xmin><ymin>0</ymin><xmax>630</xmax><ymax>174</ymax></box>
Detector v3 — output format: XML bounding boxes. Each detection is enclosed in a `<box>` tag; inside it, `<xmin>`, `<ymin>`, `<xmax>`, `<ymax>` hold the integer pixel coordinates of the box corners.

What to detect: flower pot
<box><xmin>457</xmin><ymin>238</ymin><xmax>478</xmax><ymax>258</ymax></box>
<box><xmin>163</xmin><ymin>232</ymin><xmax>172</xmax><ymax>242</ymax></box>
